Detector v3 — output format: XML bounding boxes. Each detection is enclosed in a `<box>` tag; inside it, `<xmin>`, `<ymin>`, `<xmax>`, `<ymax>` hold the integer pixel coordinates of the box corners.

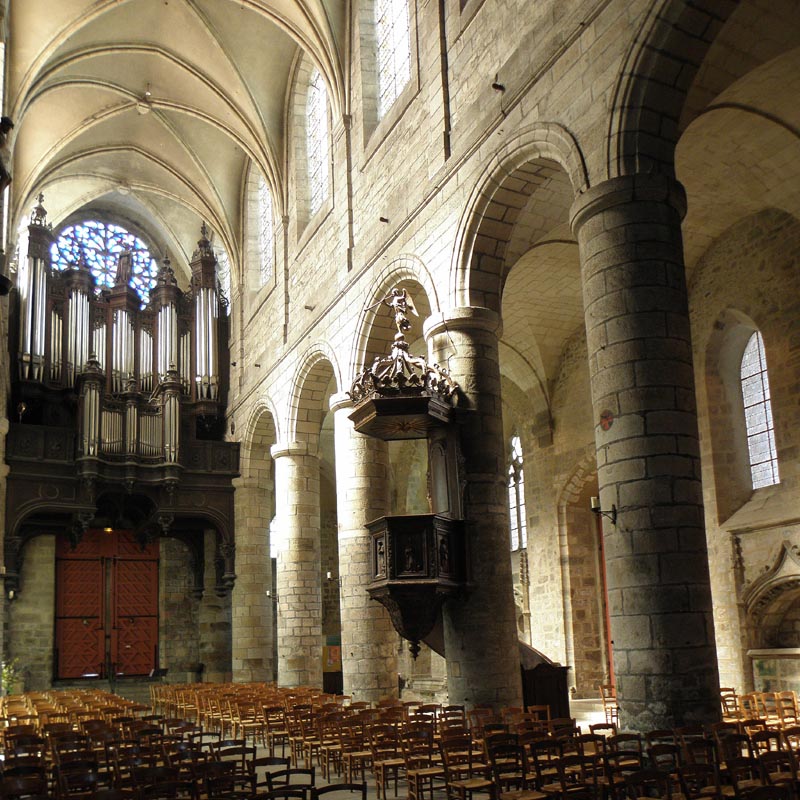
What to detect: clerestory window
<box><xmin>306</xmin><ymin>69</ymin><xmax>330</xmax><ymax>217</ymax></box>
<box><xmin>740</xmin><ymin>330</ymin><xmax>779</xmax><ymax>489</ymax></box>
<box><xmin>50</xmin><ymin>220</ymin><xmax>158</xmax><ymax>306</ymax></box>
<box><xmin>375</xmin><ymin>0</ymin><xmax>411</xmax><ymax>119</ymax></box>
<box><xmin>508</xmin><ymin>434</ymin><xmax>527</xmax><ymax>551</ymax></box>
<box><xmin>257</xmin><ymin>173</ymin><xmax>275</xmax><ymax>286</ymax></box>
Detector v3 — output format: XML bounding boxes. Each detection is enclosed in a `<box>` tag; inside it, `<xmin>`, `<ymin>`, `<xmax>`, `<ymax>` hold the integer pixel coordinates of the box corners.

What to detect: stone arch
<box><xmin>452</xmin><ymin>123</ymin><xmax>588</xmax><ymax>312</ymax></box>
<box><xmin>239</xmin><ymin>398</ymin><xmax>281</xmax><ymax>480</ymax></box>
<box><xmin>607</xmin><ymin>0</ymin><xmax>738</xmax><ymax>179</ymax></box>
<box><xmin>349</xmin><ymin>258</ymin><xmax>437</xmax><ymax>382</ymax></box>
<box><xmin>555</xmin><ymin>448</ymin><xmax>610</xmax><ymax>697</ymax></box>
<box><xmin>744</xmin><ymin>542</ymin><xmax>800</xmax><ymax>649</ymax></box>
<box><xmin>286</xmin><ymin>344</ymin><xmax>341</xmax><ymax>448</ymax></box>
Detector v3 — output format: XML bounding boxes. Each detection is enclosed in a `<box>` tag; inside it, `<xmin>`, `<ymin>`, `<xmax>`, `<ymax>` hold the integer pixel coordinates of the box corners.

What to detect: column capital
<box><xmin>569</xmin><ymin>173</ymin><xmax>687</xmax><ymax>234</ymax></box>
<box><xmin>423</xmin><ymin>306</ymin><xmax>502</xmax><ymax>340</ymax></box>
<box><xmin>270</xmin><ymin>440</ymin><xmax>317</xmax><ymax>459</ymax></box>
<box><xmin>329</xmin><ymin>391</ymin><xmax>354</xmax><ymax>414</ymax></box>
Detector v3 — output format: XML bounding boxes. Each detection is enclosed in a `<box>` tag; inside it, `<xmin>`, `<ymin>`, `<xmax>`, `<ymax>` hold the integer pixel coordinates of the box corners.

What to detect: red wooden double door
<box><xmin>55</xmin><ymin>530</ymin><xmax>159</xmax><ymax>680</ymax></box>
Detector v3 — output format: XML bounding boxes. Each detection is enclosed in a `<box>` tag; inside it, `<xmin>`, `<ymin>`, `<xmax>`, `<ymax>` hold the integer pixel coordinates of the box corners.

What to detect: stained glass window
<box><xmin>214</xmin><ymin>245</ymin><xmax>231</xmax><ymax>316</ymax></box>
<box><xmin>307</xmin><ymin>69</ymin><xmax>329</xmax><ymax>217</ymax></box>
<box><xmin>257</xmin><ymin>173</ymin><xmax>274</xmax><ymax>286</ymax></box>
<box><xmin>51</xmin><ymin>221</ymin><xmax>158</xmax><ymax>305</ymax></box>
<box><xmin>375</xmin><ymin>0</ymin><xmax>411</xmax><ymax>119</ymax></box>
<box><xmin>508</xmin><ymin>434</ymin><xmax>527</xmax><ymax>551</ymax></box>
<box><xmin>741</xmin><ymin>331</ymin><xmax>779</xmax><ymax>489</ymax></box>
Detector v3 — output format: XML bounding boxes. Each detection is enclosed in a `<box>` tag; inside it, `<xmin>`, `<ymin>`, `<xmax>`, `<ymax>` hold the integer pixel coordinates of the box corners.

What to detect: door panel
<box><xmin>114</xmin><ymin>557</ymin><xmax>158</xmax><ymax>675</ymax></box>
<box><xmin>55</xmin><ymin>531</ymin><xmax>159</xmax><ymax>679</ymax></box>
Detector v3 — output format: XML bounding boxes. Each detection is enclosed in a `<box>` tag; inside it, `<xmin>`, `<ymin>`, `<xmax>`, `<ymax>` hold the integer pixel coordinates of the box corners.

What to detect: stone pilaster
<box><xmin>270</xmin><ymin>441</ymin><xmax>322</xmax><ymax>688</ymax></box>
<box><xmin>570</xmin><ymin>173</ymin><xmax>719</xmax><ymax>730</ymax></box>
<box><xmin>231</xmin><ymin>476</ymin><xmax>273</xmax><ymax>682</ymax></box>
<box><xmin>424</xmin><ymin>307</ymin><xmax>522</xmax><ymax>709</ymax></box>
<box><xmin>331</xmin><ymin>393</ymin><xmax>397</xmax><ymax>703</ymax></box>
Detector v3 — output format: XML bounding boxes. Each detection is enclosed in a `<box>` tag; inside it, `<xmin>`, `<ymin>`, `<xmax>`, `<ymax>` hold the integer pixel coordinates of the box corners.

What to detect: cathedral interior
<box><xmin>0</xmin><ymin>0</ymin><xmax>798</xmax><ymax>732</ymax></box>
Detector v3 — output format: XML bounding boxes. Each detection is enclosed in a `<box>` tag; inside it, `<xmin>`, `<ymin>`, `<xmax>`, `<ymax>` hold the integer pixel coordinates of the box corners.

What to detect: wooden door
<box><xmin>55</xmin><ymin>530</ymin><xmax>159</xmax><ymax>679</ymax></box>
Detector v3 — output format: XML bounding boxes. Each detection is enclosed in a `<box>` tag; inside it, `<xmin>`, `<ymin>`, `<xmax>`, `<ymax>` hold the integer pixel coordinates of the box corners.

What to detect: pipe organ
<box><xmin>12</xmin><ymin>202</ymin><xmax>230</xmax><ymax>489</ymax></box>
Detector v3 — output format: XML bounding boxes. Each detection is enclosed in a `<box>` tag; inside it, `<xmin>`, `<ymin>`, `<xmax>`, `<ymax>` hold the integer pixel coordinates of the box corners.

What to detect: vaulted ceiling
<box><xmin>6</xmin><ymin>0</ymin><xmax>346</xmax><ymax>280</ymax></box>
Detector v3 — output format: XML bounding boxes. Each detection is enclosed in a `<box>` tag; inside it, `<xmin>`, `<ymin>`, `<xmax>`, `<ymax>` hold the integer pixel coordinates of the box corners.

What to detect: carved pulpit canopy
<box><xmin>348</xmin><ymin>288</ymin><xmax>466</xmax><ymax>657</ymax></box>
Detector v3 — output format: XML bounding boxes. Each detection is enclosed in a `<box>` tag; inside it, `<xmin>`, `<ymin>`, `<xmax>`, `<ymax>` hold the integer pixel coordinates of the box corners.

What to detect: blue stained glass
<box><xmin>50</xmin><ymin>220</ymin><xmax>159</xmax><ymax>305</ymax></box>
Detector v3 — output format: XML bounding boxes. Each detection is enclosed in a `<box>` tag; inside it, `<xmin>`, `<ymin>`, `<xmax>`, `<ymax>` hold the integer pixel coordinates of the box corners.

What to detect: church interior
<box><xmin>0</xmin><ymin>0</ymin><xmax>798</xmax><ymax>735</ymax></box>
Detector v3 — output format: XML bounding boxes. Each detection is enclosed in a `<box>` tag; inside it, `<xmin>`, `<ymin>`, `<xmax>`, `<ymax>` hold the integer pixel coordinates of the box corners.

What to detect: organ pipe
<box><xmin>79</xmin><ymin>356</ymin><xmax>103</xmax><ymax>457</ymax></box>
<box><xmin>162</xmin><ymin>370</ymin><xmax>180</xmax><ymax>463</ymax></box>
<box><xmin>66</xmin><ymin>287</ymin><xmax>90</xmax><ymax>386</ymax></box>
<box><xmin>50</xmin><ymin>310</ymin><xmax>62</xmax><ymax>383</ymax></box>
<box><xmin>17</xmin><ymin>196</ymin><xmax>51</xmax><ymax>382</ymax></box>
<box><xmin>194</xmin><ymin>286</ymin><xmax>219</xmax><ymax>400</ymax></box>
<box><xmin>15</xmin><ymin>211</ymin><xmax>227</xmax><ymax>483</ymax></box>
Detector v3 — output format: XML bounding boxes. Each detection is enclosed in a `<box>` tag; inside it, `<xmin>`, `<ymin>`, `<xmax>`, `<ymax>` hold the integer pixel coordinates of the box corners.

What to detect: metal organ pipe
<box><xmin>50</xmin><ymin>310</ymin><xmax>62</xmax><ymax>383</ymax></box>
<box><xmin>112</xmin><ymin>309</ymin><xmax>135</xmax><ymax>393</ymax></box>
<box><xmin>162</xmin><ymin>371</ymin><xmax>180</xmax><ymax>463</ymax></box>
<box><xmin>17</xmin><ymin>227</ymin><xmax>48</xmax><ymax>382</ymax></box>
<box><xmin>194</xmin><ymin>286</ymin><xmax>219</xmax><ymax>400</ymax></box>
<box><xmin>157</xmin><ymin>303</ymin><xmax>177</xmax><ymax>379</ymax></box>
<box><xmin>67</xmin><ymin>288</ymin><xmax>89</xmax><ymax>386</ymax></box>
<box><xmin>140</xmin><ymin>329</ymin><xmax>154</xmax><ymax>394</ymax></box>
<box><xmin>79</xmin><ymin>357</ymin><xmax>103</xmax><ymax>457</ymax></box>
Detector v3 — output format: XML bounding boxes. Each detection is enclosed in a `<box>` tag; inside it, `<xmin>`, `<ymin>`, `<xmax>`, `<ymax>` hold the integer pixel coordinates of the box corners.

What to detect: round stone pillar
<box><xmin>570</xmin><ymin>173</ymin><xmax>719</xmax><ymax>730</ymax></box>
<box><xmin>231</xmin><ymin>476</ymin><xmax>273</xmax><ymax>681</ymax></box>
<box><xmin>270</xmin><ymin>441</ymin><xmax>323</xmax><ymax>688</ymax></box>
<box><xmin>330</xmin><ymin>393</ymin><xmax>398</xmax><ymax>702</ymax></box>
<box><xmin>424</xmin><ymin>307</ymin><xmax>522</xmax><ymax>709</ymax></box>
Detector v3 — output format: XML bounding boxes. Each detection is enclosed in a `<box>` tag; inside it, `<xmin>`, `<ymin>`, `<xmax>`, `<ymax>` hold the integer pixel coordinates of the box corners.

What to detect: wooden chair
<box><xmin>599</xmin><ymin>686</ymin><xmax>619</xmax><ymax>727</ymax></box>
<box><xmin>249</xmin><ymin>756</ymin><xmax>292</xmax><ymax>796</ymax></box>
<box><xmin>369</xmin><ymin>723</ymin><xmax>405</xmax><ymax>800</ymax></box>
<box><xmin>439</xmin><ymin>735</ymin><xmax>494</xmax><ymax>800</ymax></box>
<box><xmin>623</xmin><ymin>768</ymin><xmax>672</xmax><ymax>800</ymax></box>
<box><xmin>490</xmin><ymin>743</ymin><xmax>545</xmax><ymax>800</ymax></box>
<box><xmin>401</xmin><ymin>725</ymin><xmax>444</xmax><ymax>800</ymax></box>
<box><xmin>310</xmin><ymin>783</ymin><xmax>368</xmax><ymax>800</ymax></box>
<box><xmin>677</xmin><ymin>763</ymin><xmax>722</xmax><ymax>800</ymax></box>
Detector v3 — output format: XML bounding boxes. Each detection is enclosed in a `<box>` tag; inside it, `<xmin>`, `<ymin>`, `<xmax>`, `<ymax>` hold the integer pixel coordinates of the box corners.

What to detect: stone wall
<box><xmin>690</xmin><ymin>209</ymin><xmax>800</xmax><ymax>691</ymax></box>
<box><xmin>8</xmin><ymin>536</ymin><xmax>55</xmax><ymax>691</ymax></box>
<box><xmin>159</xmin><ymin>537</ymin><xmax>200</xmax><ymax>683</ymax></box>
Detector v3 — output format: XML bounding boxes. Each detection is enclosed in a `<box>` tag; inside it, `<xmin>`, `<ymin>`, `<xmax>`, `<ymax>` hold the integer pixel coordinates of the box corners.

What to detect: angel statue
<box><xmin>383</xmin><ymin>287</ymin><xmax>418</xmax><ymax>335</ymax></box>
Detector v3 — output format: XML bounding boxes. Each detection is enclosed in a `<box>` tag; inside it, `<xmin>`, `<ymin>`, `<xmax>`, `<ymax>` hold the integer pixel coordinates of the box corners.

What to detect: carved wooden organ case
<box><xmin>5</xmin><ymin>199</ymin><xmax>240</xmax><ymax>598</ymax></box>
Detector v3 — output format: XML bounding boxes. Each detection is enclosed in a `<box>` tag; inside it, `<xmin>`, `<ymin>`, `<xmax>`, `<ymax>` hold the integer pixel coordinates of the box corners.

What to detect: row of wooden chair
<box><xmin>721</xmin><ymin>690</ymin><xmax>800</xmax><ymax>729</ymax></box>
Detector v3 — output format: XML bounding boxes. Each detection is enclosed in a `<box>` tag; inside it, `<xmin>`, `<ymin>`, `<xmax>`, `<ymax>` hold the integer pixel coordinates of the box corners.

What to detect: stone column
<box><xmin>231</xmin><ymin>476</ymin><xmax>273</xmax><ymax>681</ymax></box>
<box><xmin>198</xmin><ymin>529</ymin><xmax>232</xmax><ymax>682</ymax></box>
<box><xmin>330</xmin><ymin>393</ymin><xmax>397</xmax><ymax>703</ymax></box>
<box><xmin>570</xmin><ymin>173</ymin><xmax>719</xmax><ymax>730</ymax></box>
<box><xmin>424</xmin><ymin>307</ymin><xmax>522</xmax><ymax>709</ymax></box>
<box><xmin>270</xmin><ymin>441</ymin><xmax>322</xmax><ymax>688</ymax></box>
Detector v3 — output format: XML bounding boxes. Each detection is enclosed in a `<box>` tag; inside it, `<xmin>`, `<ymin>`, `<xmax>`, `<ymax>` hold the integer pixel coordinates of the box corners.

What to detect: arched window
<box><xmin>306</xmin><ymin>69</ymin><xmax>329</xmax><ymax>217</ymax></box>
<box><xmin>51</xmin><ymin>220</ymin><xmax>158</xmax><ymax>305</ymax></box>
<box><xmin>375</xmin><ymin>0</ymin><xmax>411</xmax><ymax>119</ymax></box>
<box><xmin>508</xmin><ymin>434</ymin><xmax>527</xmax><ymax>551</ymax></box>
<box><xmin>257</xmin><ymin>173</ymin><xmax>275</xmax><ymax>286</ymax></box>
<box><xmin>214</xmin><ymin>245</ymin><xmax>231</xmax><ymax>316</ymax></box>
<box><xmin>740</xmin><ymin>330</ymin><xmax>779</xmax><ymax>489</ymax></box>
